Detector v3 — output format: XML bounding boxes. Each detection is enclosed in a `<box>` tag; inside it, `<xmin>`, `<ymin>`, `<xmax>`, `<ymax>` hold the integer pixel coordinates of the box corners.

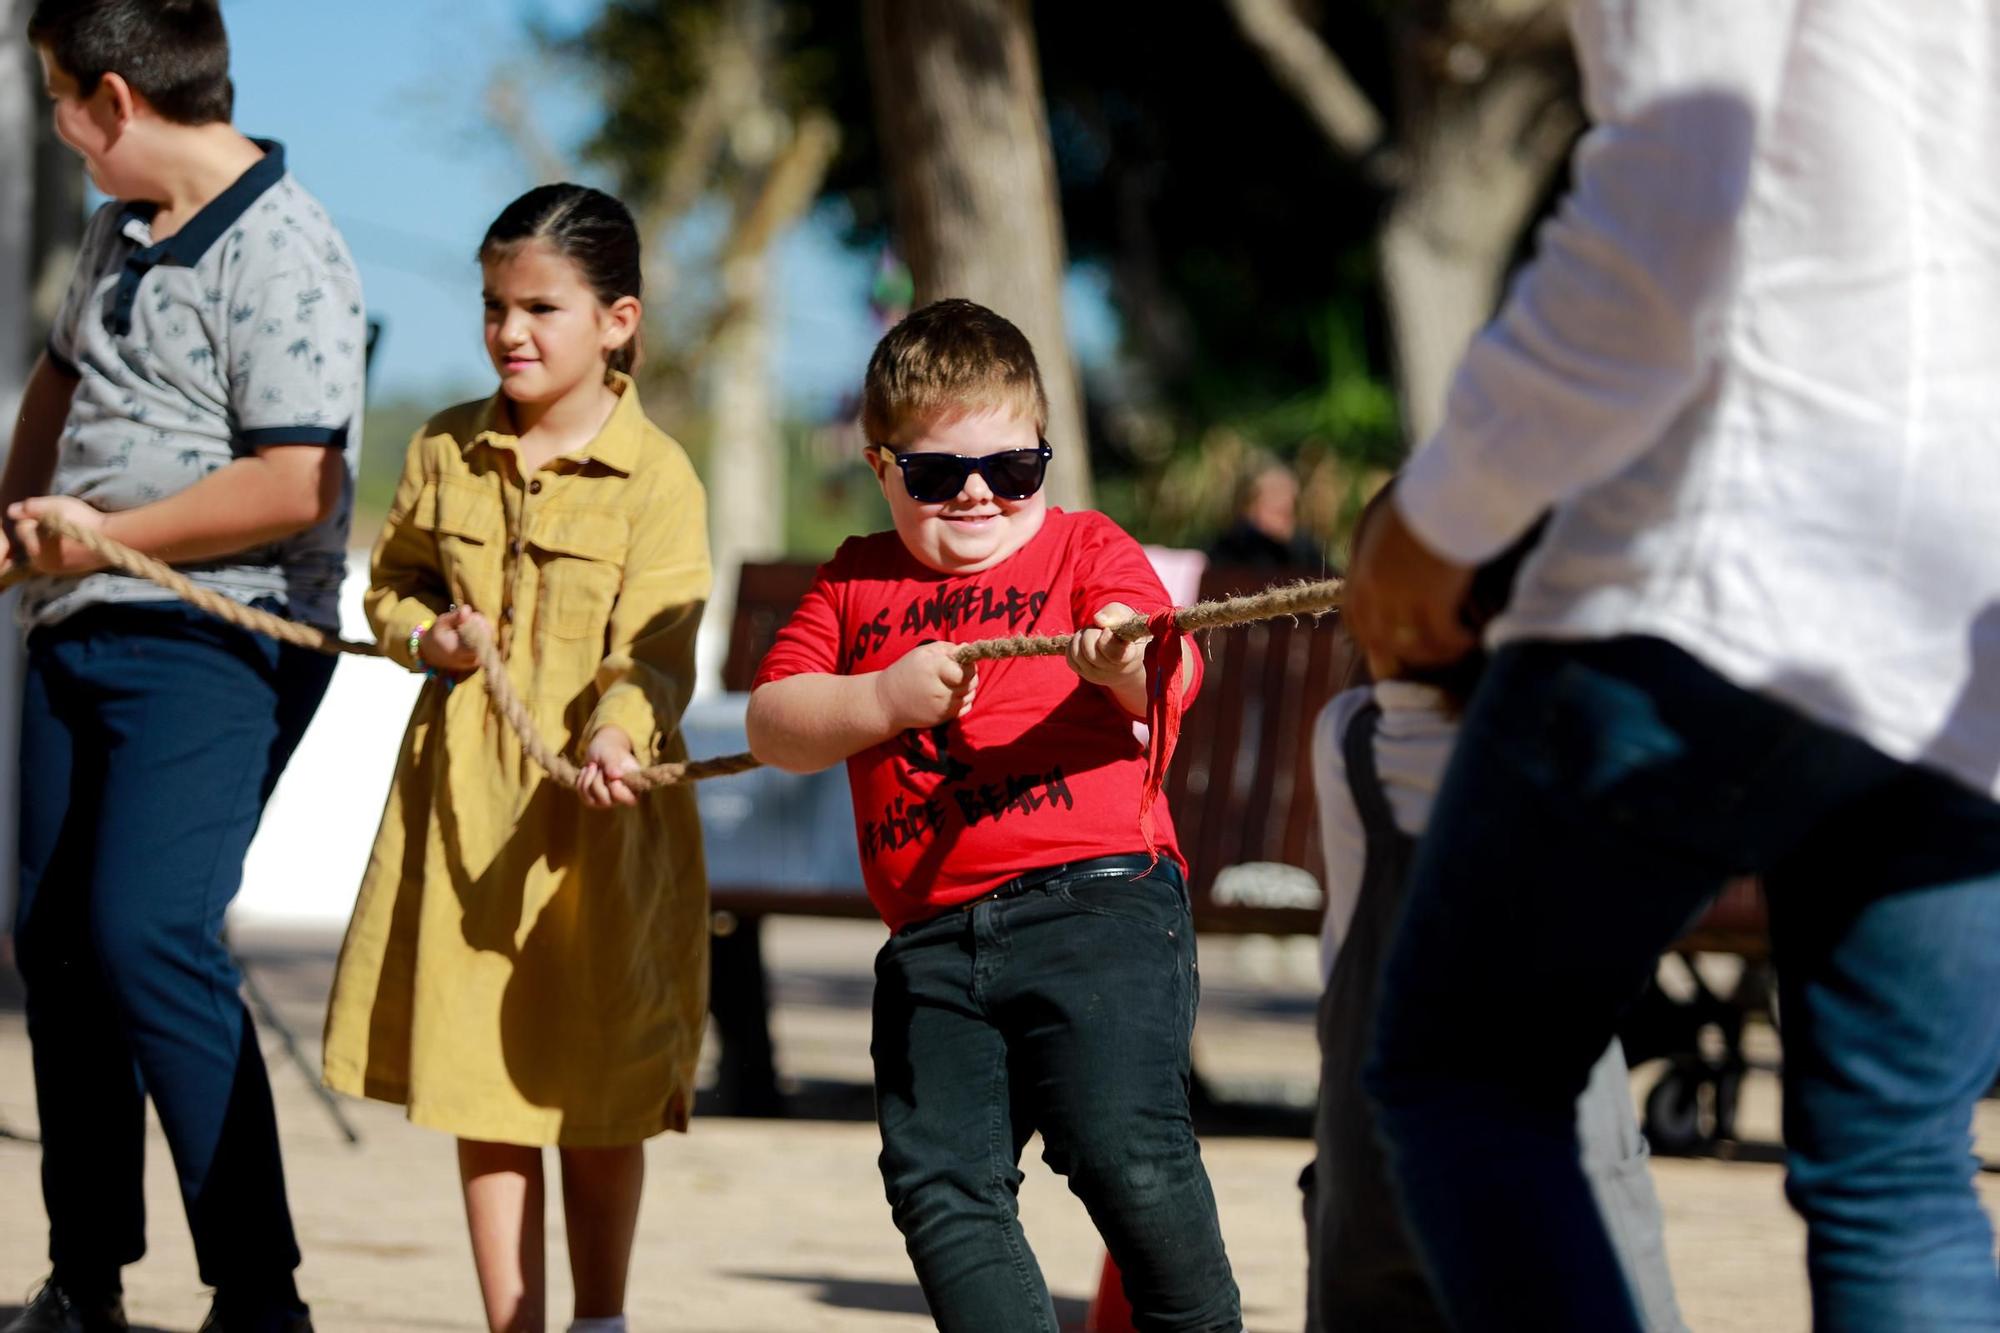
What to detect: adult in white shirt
<box><xmin>1346</xmin><ymin>2</ymin><xmax>2000</xmax><ymax>1329</ymax></box>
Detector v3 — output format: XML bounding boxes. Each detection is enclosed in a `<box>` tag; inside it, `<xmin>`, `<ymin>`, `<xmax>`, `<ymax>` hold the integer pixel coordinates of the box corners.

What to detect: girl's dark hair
<box><xmin>479</xmin><ymin>184</ymin><xmax>644</xmax><ymax>377</ymax></box>
<box><xmin>29</xmin><ymin>0</ymin><xmax>234</xmax><ymax>125</ymax></box>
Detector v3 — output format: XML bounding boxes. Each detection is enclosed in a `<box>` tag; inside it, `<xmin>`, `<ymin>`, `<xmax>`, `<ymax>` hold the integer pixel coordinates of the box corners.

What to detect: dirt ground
<box><xmin>2</xmin><ymin>920</ymin><xmax>1995</xmax><ymax>1332</ymax></box>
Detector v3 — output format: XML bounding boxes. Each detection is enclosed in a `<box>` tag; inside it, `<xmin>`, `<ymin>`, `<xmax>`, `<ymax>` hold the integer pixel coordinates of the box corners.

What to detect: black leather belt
<box><xmin>955</xmin><ymin>853</ymin><xmax>1158</xmax><ymax>911</ymax></box>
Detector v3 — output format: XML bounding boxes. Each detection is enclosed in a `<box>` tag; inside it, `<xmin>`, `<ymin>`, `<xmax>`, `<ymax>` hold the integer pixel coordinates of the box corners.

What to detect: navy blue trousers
<box><xmin>14</xmin><ymin>602</ymin><xmax>335</xmax><ymax>1312</ymax></box>
<box><xmin>1367</xmin><ymin>637</ymin><xmax>2000</xmax><ymax>1331</ymax></box>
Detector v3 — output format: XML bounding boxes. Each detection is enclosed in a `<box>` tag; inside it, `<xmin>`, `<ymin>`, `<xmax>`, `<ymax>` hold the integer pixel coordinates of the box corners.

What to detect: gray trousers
<box><xmin>1305</xmin><ymin>996</ymin><xmax>1686</xmax><ymax>1331</ymax></box>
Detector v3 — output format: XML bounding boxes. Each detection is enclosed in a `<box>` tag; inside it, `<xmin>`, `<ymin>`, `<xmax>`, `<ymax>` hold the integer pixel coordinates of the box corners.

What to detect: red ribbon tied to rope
<box><xmin>1137</xmin><ymin>605</ymin><xmax>1189</xmax><ymax>870</ymax></box>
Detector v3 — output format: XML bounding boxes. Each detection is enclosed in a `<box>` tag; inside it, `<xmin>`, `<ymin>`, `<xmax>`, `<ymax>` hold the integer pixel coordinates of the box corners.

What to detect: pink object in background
<box><xmin>1143</xmin><ymin>545</ymin><xmax>1207</xmax><ymax>608</ymax></box>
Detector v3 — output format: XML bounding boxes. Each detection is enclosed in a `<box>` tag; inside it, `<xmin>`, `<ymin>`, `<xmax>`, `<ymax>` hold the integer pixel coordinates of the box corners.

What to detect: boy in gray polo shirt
<box><xmin>22</xmin><ymin>143</ymin><xmax>362</xmax><ymax>631</ymax></box>
<box><xmin>3</xmin><ymin>4</ymin><xmax>361</xmax><ymax>1331</ymax></box>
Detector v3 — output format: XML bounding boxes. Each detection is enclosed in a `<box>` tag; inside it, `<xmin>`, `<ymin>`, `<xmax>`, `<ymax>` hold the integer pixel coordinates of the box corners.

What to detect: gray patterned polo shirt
<box><xmin>34</xmin><ymin>139</ymin><xmax>365</xmax><ymax>630</ymax></box>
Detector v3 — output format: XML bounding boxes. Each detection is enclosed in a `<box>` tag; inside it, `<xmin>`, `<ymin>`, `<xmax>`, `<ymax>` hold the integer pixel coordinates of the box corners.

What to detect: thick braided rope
<box><xmin>5</xmin><ymin>513</ymin><xmax>1342</xmax><ymax>790</ymax></box>
<box><xmin>0</xmin><ymin>519</ymin><xmax>379</xmax><ymax>654</ymax></box>
<box><xmin>950</xmin><ymin>577</ymin><xmax>1343</xmax><ymax>662</ymax></box>
<box><xmin>455</xmin><ymin>617</ymin><xmax>768</xmax><ymax>793</ymax></box>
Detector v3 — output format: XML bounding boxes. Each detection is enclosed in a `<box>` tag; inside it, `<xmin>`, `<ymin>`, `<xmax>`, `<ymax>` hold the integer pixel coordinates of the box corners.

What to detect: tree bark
<box><xmin>0</xmin><ymin>3</ymin><xmax>37</xmax><ymax>931</ymax></box>
<box><xmin>493</xmin><ymin>4</ymin><xmax>834</xmax><ymax>690</ymax></box>
<box><xmin>704</xmin><ymin>116</ymin><xmax>839</xmax><ymax>681</ymax></box>
<box><xmin>862</xmin><ymin>0</ymin><xmax>1091</xmax><ymax>508</ymax></box>
<box><xmin>3</xmin><ymin>9</ymin><xmax>31</xmax><ymax>405</ymax></box>
<box><xmin>1226</xmin><ymin>0</ymin><xmax>1578</xmax><ymax>447</ymax></box>
<box><xmin>1222</xmin><ymin>0</ymin><xmax>1389</xmax><ymax>169</ymax></box>
<box><xmin>29</xmin><ymin>58</ymin><xmax>82</xmax><ymax>347</ymax></box>
<box><xmin>1379</xmin><ymin>46</ymin><xmax>1578</xmax><ymax>441</ymax></box>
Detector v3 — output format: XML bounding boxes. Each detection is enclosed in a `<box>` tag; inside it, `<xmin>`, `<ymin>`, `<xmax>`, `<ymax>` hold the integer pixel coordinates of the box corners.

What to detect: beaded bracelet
<box><xmin>412</xmin><ymin>606</ymin><xmax>461</xmax><ymax>691</ymax></box>
<box><xmin>408</xmin><ymin>617</ymin><xmax>434</xmax><ymax>667</ymax></box>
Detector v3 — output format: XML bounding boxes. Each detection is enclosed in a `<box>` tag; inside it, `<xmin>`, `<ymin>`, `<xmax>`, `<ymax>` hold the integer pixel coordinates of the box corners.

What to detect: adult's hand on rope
<box><xmin>421</xmin><ymin>604</ymin><xmax>489</xmax><ymax>676</ymax></box>
<box><xmin>875</xmin><ymin>641</ymin><xmax>978</xmax><ymax>731</ymax></box>
<box><xmin>578</xmin><ymin>727</ymin><xmax>642</xmax><ymax>809</ymax></box>
<box><xmin>1346</xmin><ymin>495</ymin><xmax>1477</xmax><ymax>672</ymax></box>
<box><xmin>6</xmin><ymin>496</ymin><xmax>111</xmax><ymax>575</ymax></box>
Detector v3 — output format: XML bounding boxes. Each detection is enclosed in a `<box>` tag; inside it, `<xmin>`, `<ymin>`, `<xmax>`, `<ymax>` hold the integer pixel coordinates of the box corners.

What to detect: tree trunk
<box><xmin>702</xmin><ymin>238</ymin><xmax>780</xmax><ymax>681</ymax></box>
<box><xmin>693</xmin><ymin>1</ymin><xmax>837</xmax><ymax>692</ymax></box>
<box><xmin>862</xmin><ymin>0</ymin><xmax>1091</xmax><ymax>508</ymax></box>
<box><xmin>27</xmin><ymin>65</ymin><xmax>81</xmax><ymax>347</ymax></box>
<box><xmin>1223</xmin><ymin>0</ymin><xmax>1577</xmax><ymax>449</ymax></box>
<box><xmin>0</xmin><ymin>5</ymin><xmax>35</xmax><ymax>932</ymax></box>
<box><xmin>1379</xmin><ymin>8</ymin><xmax>1579</xmax><ymax>443</ymax></box>
<box><xmin>3</xmin><ymin>11</ymin><xmax>31</xmax><ymax>406</ymax></box>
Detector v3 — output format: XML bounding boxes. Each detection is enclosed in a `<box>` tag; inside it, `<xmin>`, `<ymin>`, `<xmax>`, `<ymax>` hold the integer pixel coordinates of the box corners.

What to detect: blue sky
<box><xmin>219</xmin><ymin>0</ymin><xmax>1114</xmax><ymax>413</ymax></box>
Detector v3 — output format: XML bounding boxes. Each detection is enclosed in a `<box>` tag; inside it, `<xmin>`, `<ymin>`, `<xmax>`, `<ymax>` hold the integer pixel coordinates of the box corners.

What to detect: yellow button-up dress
<box><xmin>323</xmin><ymin>377</ymin><xmax>712</xmax><ymax>1146</ymax></box>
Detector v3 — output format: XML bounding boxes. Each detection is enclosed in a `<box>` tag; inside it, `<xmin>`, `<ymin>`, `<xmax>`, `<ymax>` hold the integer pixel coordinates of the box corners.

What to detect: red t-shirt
<box><xmin>753</xmin><ymin>508</ymin><xmax>1201</xmax><ymax>930</ymax></box>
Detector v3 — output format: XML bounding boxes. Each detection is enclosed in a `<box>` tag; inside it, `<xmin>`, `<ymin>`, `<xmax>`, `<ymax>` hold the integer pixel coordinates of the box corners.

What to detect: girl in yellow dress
<box><xmin>323</xmin><ymin>184</ymin><xmax>710</xmax><ymax>1333</ymax></box>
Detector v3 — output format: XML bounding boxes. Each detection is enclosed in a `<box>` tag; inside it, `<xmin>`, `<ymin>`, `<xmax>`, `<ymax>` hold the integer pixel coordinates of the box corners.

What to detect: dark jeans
<box><xmin>14</xmin><ymin>602</ymin><xmax>336</xmax><ymax>1325</ymax></box>
<box><xmin>872</xmin><ymin>854</ymin><xmax>1241</xmax><ymax>1333</ymax></box>
<box><xmin>1366</xmin><ymin>637</ymin><xmax>2000</xmax><ymax>1332</ymax></box>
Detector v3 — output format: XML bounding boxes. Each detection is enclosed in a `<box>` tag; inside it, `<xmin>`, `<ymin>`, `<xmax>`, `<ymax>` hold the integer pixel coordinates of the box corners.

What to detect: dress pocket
<box><xmin>407</xmin><ymin>476</ymin><xmax>501</xmax><ymax>597</ymax></box>
<box><xmin>416</xmin><ymin>476</ymin><xmax>498</xmax><ymax>543</ymax></box>
<box><xmin>528</xmin><ymin>508</ymin><xmax>628</xmax><ymax>641</ymax></box>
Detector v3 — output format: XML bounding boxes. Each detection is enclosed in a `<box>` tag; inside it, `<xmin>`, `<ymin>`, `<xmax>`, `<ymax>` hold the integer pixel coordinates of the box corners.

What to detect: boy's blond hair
<box><xmin>861</xmin><ymin>299</ymin><xmax>1049</xmax><ymax>447</ymax></box>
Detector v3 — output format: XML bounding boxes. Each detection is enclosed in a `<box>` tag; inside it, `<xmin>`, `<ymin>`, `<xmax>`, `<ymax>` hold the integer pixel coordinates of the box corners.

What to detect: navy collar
<box><xmin>117</xmin><ymin>137</ymin><xmax>287</xmax><ymax>268</ymax></box>
<box><xmin>108</xmin><ymin>139</ymin><xmax>286</xmax><ymax>335</ymax></box>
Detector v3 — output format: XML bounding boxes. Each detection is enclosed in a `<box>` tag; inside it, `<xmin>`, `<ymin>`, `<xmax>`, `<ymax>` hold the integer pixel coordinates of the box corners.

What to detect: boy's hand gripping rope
<box><xmin>0</xmin><ymin>514</ymin><xmax>1343</xmax><ymax>798</ymax></box>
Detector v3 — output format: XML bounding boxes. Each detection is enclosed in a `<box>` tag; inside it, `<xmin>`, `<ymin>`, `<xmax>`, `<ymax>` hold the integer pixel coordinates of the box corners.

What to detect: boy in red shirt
<box><xmin>749</xmin><ymin>299</ymin><xmax>1241</xmax><ymax>1332</ymax></box>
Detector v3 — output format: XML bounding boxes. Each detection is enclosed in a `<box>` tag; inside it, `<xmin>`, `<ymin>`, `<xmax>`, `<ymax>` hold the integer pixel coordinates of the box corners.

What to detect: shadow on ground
<box><xmin>1659</xmin><ymin>1138</ymin><xmax>2000</xmax><ymax>1173</ymax></box>
<box><xmin>0</xmin><ymin>1310</ymin><xmax>179</xmax><ymax>1333</ymax></box>
<box><xmin>726</xmin><ymin>1271</ymin><xmax>1088</xmax><ymax>1327</ymax></box>
<box><xmin>698</xmin><ymin>1075</ymin><xmax>1312</xmax><ymax>1139</ymax></box>
<box><xmin>1</xmin><ymin>946</ymin><xmax>22</xmax><ymax>1013</ymax></box>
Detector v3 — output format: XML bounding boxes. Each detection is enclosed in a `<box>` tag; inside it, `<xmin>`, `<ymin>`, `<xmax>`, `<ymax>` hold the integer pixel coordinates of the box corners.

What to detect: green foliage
<box><xmin>554</xmin><ymin>0</ymin><xmax>724</xmax><ymax>198</ymax></box>
<box><xmin>549</xmin><ymin>0</ymin><xmax>1414</xmax><ymax>559</ymax></box>
<box><xmin>552</xmin><ymin>0</ymin><xmax>848</xmax><ymax>200</ymax></box>
<box><xmin>663</xmin><ymin>398</ymin><xmax>887</xmax><ymax>564</ymax></box>
<box><xmin>788</xmin><ymin>2</ymin><xmax>1407</xmax><ymax>551</ymax></box>
<box><xmin>1031</xmin><ymin>5</ymin><xmax>1402</xmax><ymax>466</ymax></box>
<box><xmin>782</xmin><ymin>427</ymin><xmax>889</xmax><ymax>559</ymax></box>
<box><xmin>1235</xmin><ymin>299</ymin><xmax>1402</xmax><ymax>472</ymax></box>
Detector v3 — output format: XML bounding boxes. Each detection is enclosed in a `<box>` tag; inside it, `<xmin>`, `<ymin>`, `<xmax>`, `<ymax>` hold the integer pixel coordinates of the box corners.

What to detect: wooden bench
<box><xmin>1167</xmin><ymin>564</ymin><xmax>1358</xmax><ymax>935</ymax></box>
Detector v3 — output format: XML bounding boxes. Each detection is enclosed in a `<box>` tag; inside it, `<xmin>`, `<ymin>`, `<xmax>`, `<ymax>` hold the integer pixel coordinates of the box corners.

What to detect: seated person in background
<box><xmin>1206</xmin><ymin>455</ymin><xmax>1325</xmax><ymax>569</ymax></box>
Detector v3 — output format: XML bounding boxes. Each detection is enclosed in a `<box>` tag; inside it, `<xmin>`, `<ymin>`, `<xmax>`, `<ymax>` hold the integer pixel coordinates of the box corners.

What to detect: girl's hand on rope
<box><xmin>578</xmin><ymin>727</ymin><xmax>641</xmax><ymax>808</ymax></box>
<box><xmin>5</xmin><ymin>496</ymin><xmax>110</xmax><ymax>575</ymax></box>
<box><xmin>875</xmin><ymin>641</ymin><xmax>978</xmax><ymax>731</ymax></box>
<box><xmin>421</xmin><ymin>604</ymin><xmax>488</xmax><ymax>676</ymax></box>
<box><xmin>1346</xmin><ymin>494</ymin><xmax>1475</xmax><ymax>673</ymax></box>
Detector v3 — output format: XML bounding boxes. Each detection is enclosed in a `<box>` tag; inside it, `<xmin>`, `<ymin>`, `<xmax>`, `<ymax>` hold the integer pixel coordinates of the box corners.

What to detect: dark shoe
<box><xmin>2</xmin><ymin>1281</ymin><xmax>128</xmax><ymax>1333</ymax></box>
<box><xmin>195</xmin><ymin>1302</ymin><xmax>313</xmax><ymax>1333</ymax></box>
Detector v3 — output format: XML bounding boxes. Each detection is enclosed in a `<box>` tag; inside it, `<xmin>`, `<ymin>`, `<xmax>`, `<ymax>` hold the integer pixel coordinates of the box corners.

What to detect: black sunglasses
<box><xmin>877</xmin><ymin>441</ymin><xmax>1054</xmax><ymax>504</ymax></box>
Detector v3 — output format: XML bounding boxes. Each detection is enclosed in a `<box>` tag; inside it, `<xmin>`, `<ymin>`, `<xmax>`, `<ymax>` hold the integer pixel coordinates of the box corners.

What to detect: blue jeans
<box><xmin>872</xmin><ymin>855</ymin><xmax>1241</xmax><ymax>1332</ymax></box>
<box><xmin>1366</xmin><ymin>637</ymin><xmax>2000</xmax><ymax>1332</ymax></box>
<box><xmin>14</xmin><ymin>602</ymin><xmax>336</xmax><ymax>1326</ymax></box>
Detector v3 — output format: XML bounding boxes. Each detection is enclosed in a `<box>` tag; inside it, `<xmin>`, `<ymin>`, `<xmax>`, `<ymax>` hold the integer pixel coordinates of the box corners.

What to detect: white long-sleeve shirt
<box><xmin>1397</xmin><ymin>0</ymin><xmax>2000</xmax><ymax>796</ymax></box>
